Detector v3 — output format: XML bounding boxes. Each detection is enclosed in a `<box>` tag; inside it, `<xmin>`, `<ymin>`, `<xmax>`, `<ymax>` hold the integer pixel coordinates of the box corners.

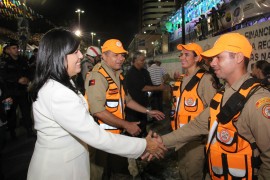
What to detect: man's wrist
<box><xmin>146</xmin><ymin>109</ymin><xmax>150</xmax><ymax>114</ymax></box>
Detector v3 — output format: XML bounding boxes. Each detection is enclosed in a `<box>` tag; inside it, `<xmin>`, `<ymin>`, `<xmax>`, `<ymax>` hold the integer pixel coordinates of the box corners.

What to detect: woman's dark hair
<box><xmin>255</xmin><ymin>60</ymin><xmax>269</xmax><ymax>73</ymax></box>
<box><xmin>29</xmin><ymin>28</ymin><xmax>81</xmax><ymax>101</ymax></box>
<box><xmin>192</xmin><ymin>51</ymin><xmax>203</xmax><ymax>66</ymax></box>
<box><xmin>259</xmin><ymin>61</ymin><xmax>270</xmax><ymax>77</ymax></box>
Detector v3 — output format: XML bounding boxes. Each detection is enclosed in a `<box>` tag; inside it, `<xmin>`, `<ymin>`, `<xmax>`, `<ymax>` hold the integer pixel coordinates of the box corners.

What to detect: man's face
<box><xmin>134</xmin><ymin>55</ymin><xmax>145</xmax><ymax>70</ymax></box>
<box><xmin>210</xmin><ymin>51</ymin><xmax>237</xmax><ymax>80</ymax></box>
<box><xmin>102</xmin><ymin>51</ymin><xmax>126</xmax><ymax>70</ymax></box>
<box><xmin>7</xmin><ymin>45</ymin><xmax>19</xmax><ymax>57</ymax></box>
<box><xmin>179</xmin><ymin>49</ymin><xmax>198</xmax><ymax>69</ymax></box>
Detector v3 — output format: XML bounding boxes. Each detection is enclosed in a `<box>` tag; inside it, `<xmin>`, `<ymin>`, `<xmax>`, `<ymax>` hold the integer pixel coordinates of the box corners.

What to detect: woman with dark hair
<box><xmin>255</xmin><ymin>61</ymin><xmax>270</xmax><ymax>87</ymax></box>
<box><xmin>253</xmin><ymin>60</ymin><xmax>270</xmax><ymax>80</ymax></box>
<box><xmin>27</xmin><ymin>28</ymin><xmax>166</xmax><ymax>180</ymax></box>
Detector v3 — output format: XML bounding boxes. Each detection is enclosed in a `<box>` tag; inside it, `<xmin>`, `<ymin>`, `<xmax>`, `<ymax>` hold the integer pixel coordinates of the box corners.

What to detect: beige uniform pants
<box><xmin>177</xmin><ymin>140</ymin><xmax>205</xmax><ymax>180</ymax></box>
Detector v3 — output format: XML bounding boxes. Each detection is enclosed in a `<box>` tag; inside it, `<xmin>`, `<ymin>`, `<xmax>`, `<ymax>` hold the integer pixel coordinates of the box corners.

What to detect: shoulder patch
<box><xmin>255</xmin><ymin>97</ymin><xmax>270</xmax><ymax>109</ymax></box>
<box><xmin>262</xmin><ymin>105</ymin><xmax>270</xmax><ymax>119</ymax></box>
<box><xmin>89</xmin><ymin>79</ymin><xmax>95</xmax><ymax>86</ymax></box>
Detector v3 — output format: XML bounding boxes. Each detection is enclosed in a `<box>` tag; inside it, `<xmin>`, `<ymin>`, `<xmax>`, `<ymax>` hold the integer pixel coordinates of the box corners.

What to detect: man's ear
<box><xmin>236</xmin><ymin>52</ymin><xmax>245</xmax><ymax>64</ymax></box>
<box><xmin>101</xmin><ymin>53</ymin><xmax>106</xmax><ymax>60</ymax></box>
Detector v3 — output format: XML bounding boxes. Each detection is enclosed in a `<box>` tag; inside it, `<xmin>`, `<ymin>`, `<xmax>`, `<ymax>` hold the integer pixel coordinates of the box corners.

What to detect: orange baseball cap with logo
<box><xmin>201</xmin><ymin>33</ymin><xmax>252</xmax><ymax>58</ymax></box>
<box><xmin>101</xmin><ymin>39</ymin><xmax>128</xmax><ymax>54</ymax></box>
<box><xmin>177</xmin><ymin>43</ymin><xmax>203</xmax><ymax>61</ymax></box>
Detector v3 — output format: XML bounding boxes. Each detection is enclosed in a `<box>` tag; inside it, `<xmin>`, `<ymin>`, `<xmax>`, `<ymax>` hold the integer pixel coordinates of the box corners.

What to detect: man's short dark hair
<box><xmin>148</xmin><ymin>60</ymin><xmax>155</xmax><ymax>66</ymax></box>
<box><xmin>6</xmin><ymin>40</ymin><xmax>18</xmax><ymax>48</ymax></box>
<box><xmin>132</xmin><ymin>51</ymin><xmax>144</xmax><ymax>63</ymax></box>
<box><xmin>33</xmin><ymin>48</ymin><xmax>38</xmax><ymax>53</ymax></box>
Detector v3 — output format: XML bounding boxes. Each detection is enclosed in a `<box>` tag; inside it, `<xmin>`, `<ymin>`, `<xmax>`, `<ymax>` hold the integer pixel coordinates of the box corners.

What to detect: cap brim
<box><xmin>177</xmin><ymin>44</ymin><xmax>202</xmax><ymax>61</ymax></box>
<box><xmin>177</xmin><ymin>44</ymin><xmax>195</xmax><ymax>52</ymax></box>
<box><xmin>201</xmin><ymin>48</ymin><xmax>223</xmax><ymax>58</ymax></box>
<box><xmin>177</xmin><ymin>44</ymin><xmax>186</xmax><ymax>51</ymax></box>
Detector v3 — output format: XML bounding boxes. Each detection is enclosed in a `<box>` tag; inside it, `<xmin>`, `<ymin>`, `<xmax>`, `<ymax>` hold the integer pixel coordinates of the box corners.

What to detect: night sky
<box><xmin>28</xmin><ymin>0</ymin><xmax>140</xmax><ymax>46</ymax></box>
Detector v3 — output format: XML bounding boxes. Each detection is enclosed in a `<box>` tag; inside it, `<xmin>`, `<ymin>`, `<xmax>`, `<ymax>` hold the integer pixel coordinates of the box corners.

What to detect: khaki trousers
<box><xmin>177</xmin><ymin>140</ymin><xmax>205</xmax><ymax>180</ymax></box>
<box><xmin>89</xmin><ymin>146</ymin><xmax>131</xmax><ymax>180</ymax></box>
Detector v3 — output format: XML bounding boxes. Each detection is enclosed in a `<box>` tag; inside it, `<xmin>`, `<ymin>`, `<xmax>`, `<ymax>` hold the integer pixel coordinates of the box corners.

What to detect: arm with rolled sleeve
<box><xmin>85</xmin><ymin>71</ymin><xmax>108</xmax><ymax>114</ymax></box>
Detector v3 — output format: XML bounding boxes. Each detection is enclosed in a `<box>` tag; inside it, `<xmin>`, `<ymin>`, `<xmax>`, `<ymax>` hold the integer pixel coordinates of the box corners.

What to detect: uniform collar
<box><xmin>185</xmin><ymin>66</ymin><xmax>201</xmax><ymax>77</ymax></box>
<box><xmin>100</xmin><ymin>60</ymin><xmax>123</xmax><ymax>85</ymax></box>
<box><xmin>225</xmin><ymin>73</ymin><xmax>251</xmax><ymax>91</ymax></box>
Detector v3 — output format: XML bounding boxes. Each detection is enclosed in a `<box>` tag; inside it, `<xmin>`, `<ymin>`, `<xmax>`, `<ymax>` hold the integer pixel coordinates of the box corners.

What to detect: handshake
<box><xmin>142</xmin><ymin>130</ymin><xmax>167</xmax><ymax>161</ymax></box>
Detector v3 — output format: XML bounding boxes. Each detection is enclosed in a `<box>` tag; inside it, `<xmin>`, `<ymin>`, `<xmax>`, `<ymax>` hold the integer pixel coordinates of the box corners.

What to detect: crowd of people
<box><xmin>0</xmin><ymin>26</ymin><xmax>270</xmax><ymax>180</ymax></box>
<box><xmin>0</xmin><ymin>41</ymin><xmax>37</xmax><ymax>140</ymax></box>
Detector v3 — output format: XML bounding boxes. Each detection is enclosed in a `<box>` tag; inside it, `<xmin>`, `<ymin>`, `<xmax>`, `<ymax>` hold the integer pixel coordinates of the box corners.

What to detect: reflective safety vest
<box><xmin>86</xmin><ymin>65</ymin><xmax>125</xmax><ymax>134</ymax></box>
<box><xmin>207</xmin><ymin>78</ymin><xmax>261</xmax><ymax>180</ymax></box>
<box><xmin>171</xmin><ymin>69</ymin><xmax>205</xmax><ymax>130</ymax></box>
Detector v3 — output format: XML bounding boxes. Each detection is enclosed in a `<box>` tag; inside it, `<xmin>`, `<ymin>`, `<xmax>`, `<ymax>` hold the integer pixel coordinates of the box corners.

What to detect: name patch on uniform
<box><xmin>255</xmin><ymin>97</ymin><xmax>270</xmax><ymax>109</ymax></box>
<box><xmin>262</xmin><ymin>105</ymin><xmax>270</xmax><ymax>119</ymax></box>
<box><xmin>109</xmin><ymin>89</ymin><xmax>118</xmax><ymax>95</ymax></box>
<box><xmin>89</xmin><ymin>79</ymin><xmax>95</xmax><ymax>86</ymax></box>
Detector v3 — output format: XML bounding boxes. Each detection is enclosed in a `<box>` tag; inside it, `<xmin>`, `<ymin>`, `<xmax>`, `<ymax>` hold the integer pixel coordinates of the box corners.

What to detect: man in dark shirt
<box><xmin>0</xmin><ymin>41</ymin><xmax>34</xmax><ymax>139</ymax></box>
<box><xmin>125</xmin><ymin>51</ymin><xmax>165</xmax><ymax>137</ymax></box>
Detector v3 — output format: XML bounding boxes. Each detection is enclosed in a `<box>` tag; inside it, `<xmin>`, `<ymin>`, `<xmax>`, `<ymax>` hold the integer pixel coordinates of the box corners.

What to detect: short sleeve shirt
<box><xmin>85</xmin><ymin>61</ymin><xmax>131</xmax><ymax>115</ymax></box>
<box><xmin>125</xmin><ymin>66</ymin><xmax>152</xmax><ymax>106</ymax></box>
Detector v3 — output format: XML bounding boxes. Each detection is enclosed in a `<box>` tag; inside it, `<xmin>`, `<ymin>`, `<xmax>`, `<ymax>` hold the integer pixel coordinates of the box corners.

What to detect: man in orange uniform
<box><xmin>85</xmin><ymin>39</ymin><xmax>165</xmax><ymax>179</ymax></box>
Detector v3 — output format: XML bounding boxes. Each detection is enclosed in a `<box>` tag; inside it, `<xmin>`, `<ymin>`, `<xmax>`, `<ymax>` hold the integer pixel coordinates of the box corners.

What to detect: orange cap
<box><xmin>177</xmin><ymin>43</ymin><xmax>203</xmax><ymax>61</ymax></box>
<box><xmin>201</xmin><ymin>33</ymin><xmax>252</xmax><ymax>58</ymax></box>
<box><xmin>101</xmin><ymin>39</ymin><xmax>128</xmax><ymax>54</ymax></box>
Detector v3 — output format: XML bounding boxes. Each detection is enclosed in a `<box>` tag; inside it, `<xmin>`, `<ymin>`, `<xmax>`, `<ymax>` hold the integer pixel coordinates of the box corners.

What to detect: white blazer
<box><xmin>27</xmin><ymin>79</ymin><xmax>146</xmax><ymax>180</ymax></box>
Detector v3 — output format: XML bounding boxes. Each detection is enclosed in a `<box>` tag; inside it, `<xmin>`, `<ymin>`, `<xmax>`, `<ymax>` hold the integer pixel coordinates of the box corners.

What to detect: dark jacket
<box><xmin>0</xmin><ymin>79</ymin><xmax>9</xmax><ymax>124</ymax></box>
<box><xmin>0</xmin><ymin>55</ymin><xmax>30</xmax><ymax>96</ymax></box>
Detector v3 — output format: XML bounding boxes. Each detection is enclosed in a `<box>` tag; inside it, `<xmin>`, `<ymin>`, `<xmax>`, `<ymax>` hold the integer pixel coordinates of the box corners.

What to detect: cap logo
<box><xmin>116</xmin><ymin>41</ymin><xmax>122</xmax><ymax>47</ymax></box>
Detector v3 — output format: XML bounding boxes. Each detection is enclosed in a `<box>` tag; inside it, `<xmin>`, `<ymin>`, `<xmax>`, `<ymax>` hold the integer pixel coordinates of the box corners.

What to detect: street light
<box><xmin>75</xmin><ymin>9</ymin><xmax>84</xmax><ymax>29</ymax></box>
<box><xmin>74</xmin><ymin>30</ymin><xmax>81</xmax><ymax>37</ymax></box>
<box><xmin>98</xmin><ymin>39</ymin><xmax>101</xmax><ymax>47</ymax></box>
<box><xmin>91</xmin><ymin>32</ymin><xmax>96</xmax><ymax>45</ymax></box>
